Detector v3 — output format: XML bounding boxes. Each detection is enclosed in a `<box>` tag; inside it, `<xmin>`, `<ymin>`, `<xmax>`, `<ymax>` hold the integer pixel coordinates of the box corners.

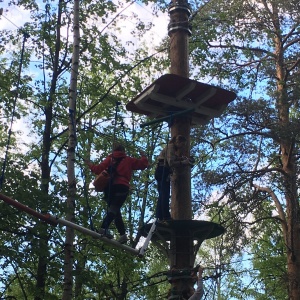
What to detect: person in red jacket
<box><xmin>85</xmin><ymin>143</ymin><xmax>149</xmax><ymax>243</ymax></box>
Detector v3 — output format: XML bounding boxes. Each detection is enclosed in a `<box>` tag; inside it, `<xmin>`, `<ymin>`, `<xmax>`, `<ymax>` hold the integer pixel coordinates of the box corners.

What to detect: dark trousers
<box><xmin>155</xmin><ymin>165</ymin><xmax>171</xmax><ymax>220</ymax></box>
<box><xmin>101</xmin><ymin>184</ymin><xmax>129</xmax><ymax>235</ymax></box>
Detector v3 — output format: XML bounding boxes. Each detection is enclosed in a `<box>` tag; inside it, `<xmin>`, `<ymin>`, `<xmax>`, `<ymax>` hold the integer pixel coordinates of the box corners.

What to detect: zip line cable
<box><xmin>102</xmin><ymin>101</ymin><xmax>122</xmax><ymax>231</ymax></box>
<box><xmin>0</xmin><ymin>12</ymin><xmax>21</xmax><ymax>30</ymax></box>
<box><xmin>0</xmin><ymin>30</ymin><xmax>29</xmax><ymax>191</ymax></box>
<box><xmin>102</xmin><ymin>266</ymin><xmax>225</xmax><ymax>296</ymax></box>
<box><xmin>79</xmin><ymin>160</ymin><xmax>95</xmax><ymax>231</ymax></box>
<box><xmin>69</xmin><ymin>107</ymin><xmax>96</xmax><ymax>231</ymax></box>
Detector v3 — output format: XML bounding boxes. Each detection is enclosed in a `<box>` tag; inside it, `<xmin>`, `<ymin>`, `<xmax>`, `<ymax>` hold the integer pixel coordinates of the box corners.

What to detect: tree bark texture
<box><xmin>62</xmin><ymin>0</ymin><xmax>80</xmax><ymax>298</ymax></box>
<box><xmin>35</xmin><ymin>1</ymin><xmax>63</xmax><ymax>299</ymax></box>
<box><xmin>274</xmin><ymin>25</ymin><xmax>300</xmax><ymax>299</ymax></box>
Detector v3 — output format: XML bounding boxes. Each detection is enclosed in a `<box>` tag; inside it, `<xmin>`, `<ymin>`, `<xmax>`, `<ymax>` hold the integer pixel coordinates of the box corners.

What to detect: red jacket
<box><xmin>89</xmin><ymin>151</ymin><xmax>149</xmax><ymax>187</ymax></box>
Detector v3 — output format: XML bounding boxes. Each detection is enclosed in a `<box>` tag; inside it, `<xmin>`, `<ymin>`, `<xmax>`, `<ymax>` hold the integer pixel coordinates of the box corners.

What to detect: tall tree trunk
<box><xmin>274</xmin><ymin>22</ymin><xmax>300</xmax><ymax>298</ymax></box>
<box><xmin>63</xmin><ymin>0</ymin><xmax>80</xmax><ymax>298</ymax></box>
<box><xmin>277</xmin><ymin>75</ymin><xmax>300</xmax><ymax>300</ymax></box>
<box><xmin>35</xmin><ymin>1</ymin><xmax>63</xmax><ymax>299</ymax></box>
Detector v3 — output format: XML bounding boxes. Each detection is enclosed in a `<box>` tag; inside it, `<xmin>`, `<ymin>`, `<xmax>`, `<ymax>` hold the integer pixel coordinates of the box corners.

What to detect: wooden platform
<box><xmin>140</xmin><ymin>220</ymin><xmax>225</xmax><ymax>242</ymax></box>
<box><xmin>140</xmin><ymin>220</ymin><xmax>225</xmax><ymax>265</ymax></box>
<box><xmin>126</xmin><ymin>74</ymin><xmax>236</xmax><ymax>126</ymax></box>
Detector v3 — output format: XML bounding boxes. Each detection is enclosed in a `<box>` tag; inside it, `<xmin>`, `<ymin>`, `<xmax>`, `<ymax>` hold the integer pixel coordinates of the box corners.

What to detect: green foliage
<box><xmin>1</xmin><ymin>0</ymin><xmax>299</xmax><ymax>298</ymax></box>
<box><xmin>1</xmin><ymin>0</ymin><xmax>172</xmax><ymax>298</ymax></box>
<box><xmin>189</xmin><ymin>0</ymin><xmax>300</xmax><ymax>298</ymax></box>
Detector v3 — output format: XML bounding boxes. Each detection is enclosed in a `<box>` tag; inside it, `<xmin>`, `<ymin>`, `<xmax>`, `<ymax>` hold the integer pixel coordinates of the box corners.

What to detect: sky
<box><xmin>0</xmin><ymin>0</ymin><xmax>31</xmax><ymax>30</ymax></box>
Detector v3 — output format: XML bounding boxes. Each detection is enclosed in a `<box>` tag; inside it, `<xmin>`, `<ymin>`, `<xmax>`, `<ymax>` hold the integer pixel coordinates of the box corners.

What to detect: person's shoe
<box><xmin>97</xmin><ymin>228</ymin><xmax>113</xmax><ymax>239</ymax></box>
<box><xmin>118</xmin><ymin>234</ymin><xmax>128</xmax><ymax>244</ymax></box>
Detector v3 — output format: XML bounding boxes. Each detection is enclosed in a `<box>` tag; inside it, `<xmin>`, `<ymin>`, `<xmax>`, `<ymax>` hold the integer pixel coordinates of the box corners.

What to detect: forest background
<box><xmin>0</xmin><ymin>0</ymin><xmax>299</xmax><ymax>299</ymax></box>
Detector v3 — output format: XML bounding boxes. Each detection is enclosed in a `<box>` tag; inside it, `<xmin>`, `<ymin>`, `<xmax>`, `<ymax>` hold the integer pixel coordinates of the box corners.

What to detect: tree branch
<box><xmin>252</xmin><ymin>184</ymin><xmax>287</xmax><ymax>234</ymax></box>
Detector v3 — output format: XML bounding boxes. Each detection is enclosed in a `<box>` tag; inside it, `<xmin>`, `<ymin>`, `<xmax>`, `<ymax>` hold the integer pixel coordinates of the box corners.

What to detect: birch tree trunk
<box><xmin>63</xmin><ymin>0</ymin><xmax>80</xmax><ymax>298</ymax></box>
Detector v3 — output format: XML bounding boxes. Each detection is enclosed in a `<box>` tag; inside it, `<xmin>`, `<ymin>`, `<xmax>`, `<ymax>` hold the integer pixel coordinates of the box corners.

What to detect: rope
<box><xmin>0</xmin><ymin>31</ymin><xmax>29</xmax><ymax>191</ymax></box>
<box><xmin>76</xmin><ymin>150</ymin><xmax>95</xmax><ymax>231</ymax></box>
<box><xmin>82</xmin><ymin>184</ymin><xmax>96</xmax><ymax>231</ymax></box>
<box><xmin>69</xmin><ymin>102</ymin><xmax>96</xmax><ymax>231</ymax></box>
<box><xmin>77</xmin><ymin>101</ymin><xmax>121</xmax><ymax>231</ymax></box>
<box><xmin>111</xmin><ymin>101</ymin><xmax>121</xmax><ymax>150</ymax></box>
<box><xmin>102</xmin><ymin>101</ymin><xmax>121</xmax><ymax>229</ymax></box>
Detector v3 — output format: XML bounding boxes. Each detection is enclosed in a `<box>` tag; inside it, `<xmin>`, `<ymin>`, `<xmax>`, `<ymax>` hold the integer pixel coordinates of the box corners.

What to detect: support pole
<box><xmin>50</xmin><ymin>216</ymin><xmax>140</xmax><ymax>256</ymax></box>
<box><xmin>168</xmin><ymin>0</ymin><xmax>193</xmax><ymax>257</ymax></box>
<box><xmin>139</xmin><ymin>219</ymin><xmax>157</xmax><ymax>257</ymax></box>
<box><xmin>168</xmin><ymin>0</ymin><xmax>192</xmax><ymax>221</ymax></box>
<box><xmin>0</xmin><ymin>193</ymin><xmax>58</xmax><ymax>226</ymax></box>
<box><xmin>0</xmin><ymin>193</ymin><xmax>140</xmax><ymax>256</ymax></box>
<box><xmin>167</xmin><ymin>1</ymin><xmax>195</xmax><ymax>298</ymax></box>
